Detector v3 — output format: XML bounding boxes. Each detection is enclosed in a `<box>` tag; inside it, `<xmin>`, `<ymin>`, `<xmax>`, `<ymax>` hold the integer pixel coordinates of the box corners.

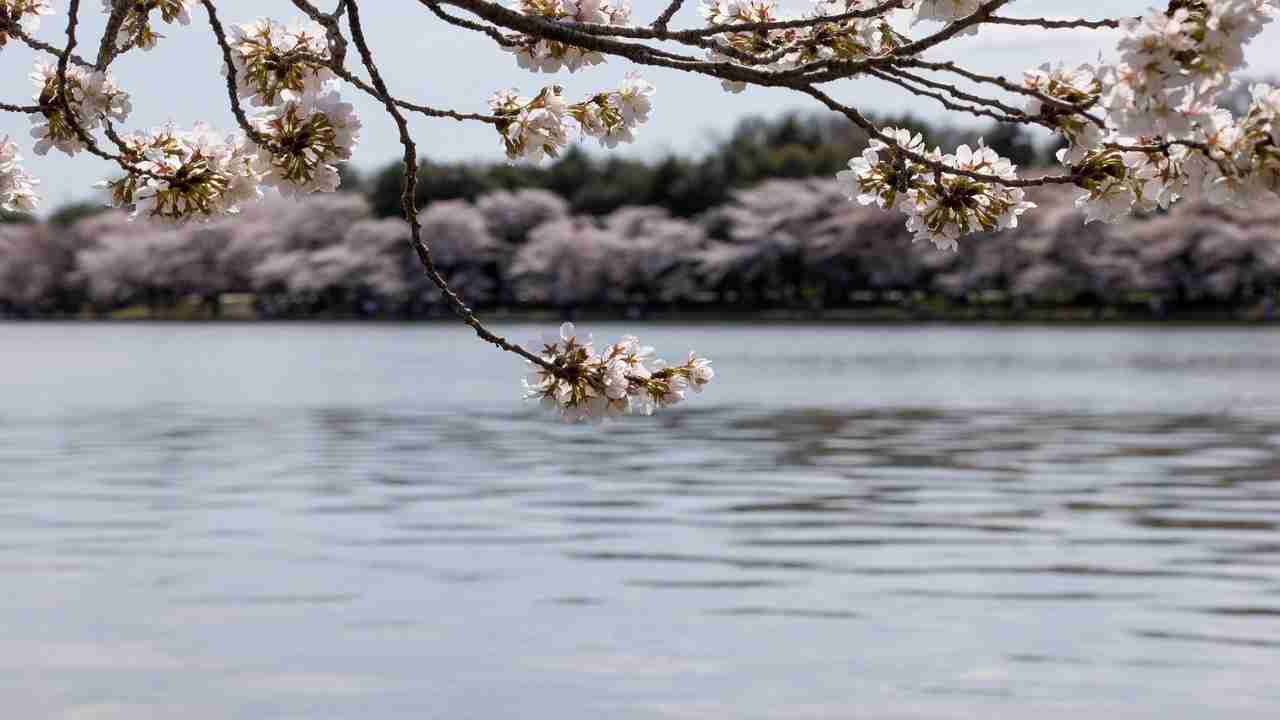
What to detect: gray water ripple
<box><xmin>7</xmin><ymin>324</ymin><xmax>1280</xmax><ymax>719</ymax></box>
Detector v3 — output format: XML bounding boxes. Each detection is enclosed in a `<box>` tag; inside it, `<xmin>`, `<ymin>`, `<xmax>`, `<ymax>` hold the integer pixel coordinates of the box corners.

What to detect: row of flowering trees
<box><xmin>4</xmin><ymin>181</ymin><xmax>1278</xmax><ymax>319</ymax></box>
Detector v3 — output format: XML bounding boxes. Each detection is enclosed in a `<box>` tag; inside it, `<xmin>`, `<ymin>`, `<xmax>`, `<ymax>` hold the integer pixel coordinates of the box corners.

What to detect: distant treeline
<box><xmin>354</xmin><ymin>111</ymin><xmax>1051</xmax><ymax>219</ymax></box>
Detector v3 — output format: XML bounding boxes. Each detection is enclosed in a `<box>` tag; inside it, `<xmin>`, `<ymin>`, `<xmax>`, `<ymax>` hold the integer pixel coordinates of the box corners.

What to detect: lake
<box><xmin>3</xmin><ymin>323</ymin><xmax>1280</xmax><ymax>719</ymax></box>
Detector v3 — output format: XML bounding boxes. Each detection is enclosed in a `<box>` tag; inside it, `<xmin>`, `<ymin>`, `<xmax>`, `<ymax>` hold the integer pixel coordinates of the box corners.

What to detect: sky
<box><xmin>3</xmin><ymin>0</ymin><xmax>1280</xmax><ymax>210</ymax></box>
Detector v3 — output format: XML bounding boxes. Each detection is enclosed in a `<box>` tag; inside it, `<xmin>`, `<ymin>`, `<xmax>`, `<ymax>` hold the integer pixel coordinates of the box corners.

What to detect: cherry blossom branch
<box><xmin>342</xmin><ymin>0</ymin><xmax>557</xmax><ymax>372</ymax></box>
<box><xmin>1</xmin><ymin>0</ymin><xmax>1277</xmax><ymax>420</ymax></box>
<box><xmin>53</xmin><ymin>0</ymin><xmax>126</xmax><ymax>167</ymax></box>
<box><xmin>801</xmin><ymin>83</ymin><xmax>1081</xmax><ymax>187</ymax></box>
<box><xmin>96</xmin><ymin>0</ymin><xmax>128</xmax><ymax>68</ymax></box>
<box><xmin>891</xmin><ymin>0</ymin><xmax>1014</xmax><ymax>57</ymax></box>
<box><xmin>899</xmin><ymin>59</ymin><xmax>1106</xmax><ymax>128</ymax></box>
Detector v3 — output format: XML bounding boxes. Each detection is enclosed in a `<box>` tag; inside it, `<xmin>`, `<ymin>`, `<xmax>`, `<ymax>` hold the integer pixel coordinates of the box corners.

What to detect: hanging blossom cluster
<box><xmin>251</xmin><ymin>86</ymin><xmax>360</xmax><ymax>197</ymax></box>
<box><xmin>0</xmin><ymin>0</ymin><xmax>53</xmax><ymax>47</ymax></box>
<box><xmin>96</xmin><ymin>17</ymin><xmax>358</xmax><ymax>222</ymax></box>
<box><xmin>228</xmin><ymin>18</ymin><xmax>335</xmax><ymax>106</ymax></box>
<box><xmin>488</xmin><ymin>73</ymin><xmax>654</xmax><ymax>161</ymax></box>
<box><xmin>523</xmin><ymin>323</ymin><xmax>715</xmax><ymax>423</ymax></box>
<box><xmin>29</xmin><ymin>60</ymin><xmax>132</xmax><ymax>156</ymax></box>
<box><xmin>0</xmin><ymin>135</ymin><xmax>39</xmax><ymax>213</ymax></box>
<box><xmin>504</xmin><ymin>0</ymin><xmax>632</xmax><ymax>72</ymax></box>
<box><xmin>102</xmin><ymin>0</ymin><xmax>195</xmax><ymax>52</ymax></box>
<box><xmin>837</xmin><ymin>128</ymin><xmax>1035</xmax><ymax>251</ymax></box>
<box><xmin>832</xmin><ymin>0</ymin><xmax>1280</xmax><ymax>249</ymax></box>
<box><xmin>1054</xmin><ymin>0</ymin><xmax>1280</xmax><ymax>223</ymax></box>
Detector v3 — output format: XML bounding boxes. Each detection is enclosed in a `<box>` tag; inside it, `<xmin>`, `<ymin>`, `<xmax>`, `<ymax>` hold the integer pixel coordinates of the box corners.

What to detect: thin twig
<box><xmin>800</xmin><ymin>83</ymin><xmax>1082</xmax><ymax>188</ymax></box>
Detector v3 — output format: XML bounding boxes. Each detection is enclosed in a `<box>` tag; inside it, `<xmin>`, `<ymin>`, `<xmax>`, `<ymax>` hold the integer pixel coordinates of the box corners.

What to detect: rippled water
<box><xmin>4</xmin><ymin>323</ymin><xmax>1280</xmax><ymax>719</ymax></box>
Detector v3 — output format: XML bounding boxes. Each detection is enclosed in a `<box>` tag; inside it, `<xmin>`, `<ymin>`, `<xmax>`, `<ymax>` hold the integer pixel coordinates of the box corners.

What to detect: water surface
<box><xmin>3</xmin><ymin>323</ymin><xmax>1280</xmax><ymax>719</ymax></box>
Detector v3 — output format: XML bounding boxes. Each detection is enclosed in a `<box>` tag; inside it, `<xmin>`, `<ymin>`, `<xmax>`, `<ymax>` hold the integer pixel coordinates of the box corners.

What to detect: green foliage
<box><xmin>0</xmin><ymin>210</ymin><xmax>37</xmax><ymax>225</ymax></box>
<box><xmin>47</xmin><ymin>201</ymin><xmax>110</xmax><ymax>227</ymax></box>
<box><xmin>336</xmin><ymin>163</ymin><xmax>363</xmax><ymax>194</ymax></box>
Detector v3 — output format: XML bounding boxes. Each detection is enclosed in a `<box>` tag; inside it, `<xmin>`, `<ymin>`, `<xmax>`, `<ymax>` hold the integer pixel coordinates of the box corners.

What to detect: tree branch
<box><xmin>342</xmin><ymin>0</ymin><xmax>557</xmax><ymax>372</ymax></box>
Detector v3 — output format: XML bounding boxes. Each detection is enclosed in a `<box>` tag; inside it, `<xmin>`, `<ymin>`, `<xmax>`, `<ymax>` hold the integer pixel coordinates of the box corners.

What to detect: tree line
<box><xmin>2</xmin><ymin>111</ymin><xmax>1276</xmax><ymax>320</ymax></box>
<box><xmin>2</xmin><ymin>177</ymin><xmax>1277</xmax><ymax>320</ymax></box>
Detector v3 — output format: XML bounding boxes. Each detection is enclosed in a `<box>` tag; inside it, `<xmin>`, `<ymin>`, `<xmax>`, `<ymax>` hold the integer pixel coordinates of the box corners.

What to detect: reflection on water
<box><xmin>3</xmin><ymin>324</ymin><xmax>1280</xmax><ymax>719</ymax></box>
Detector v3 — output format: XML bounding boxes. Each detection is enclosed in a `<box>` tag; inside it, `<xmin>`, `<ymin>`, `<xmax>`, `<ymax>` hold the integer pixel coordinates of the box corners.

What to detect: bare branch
<box><xmin>985</xmin><ymin>15</ymin><xmax>1122</xmax><ymax>31</ymax></box>
<box><xmin>568</xmin><ymin>0</ymin><xmax>907</xmax><ymax>41</ymax></box>
<box><xmin>0</xmin><ymin>16</ymin><xmax>94</xmax><ymax>67</ymax></box>
<box><xmin>0</xmin><ymin>102</ymin><xmax>45</xmax><ymax>114</ymax></box>
<box><xmin>868</xmin><ymin>67</ymin><xmax>1032</xmax><ymax>126</ymax></box>
<box><xmin>96</xmin><ymin>0</ymin><xmax>129</xmax><ymax>69</ymax></box>
<box><xmin>418</xmin><ymin>0</ymin><xmax>517</xmax><ymax>46</ymax></box>
<box><xmin>651</xmin><ymin>0</ymin><xmax>683</xmax><ymax>31</ymax></box>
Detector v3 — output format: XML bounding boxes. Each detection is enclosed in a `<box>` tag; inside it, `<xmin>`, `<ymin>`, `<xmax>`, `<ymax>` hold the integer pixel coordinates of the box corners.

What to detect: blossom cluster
<box><xmin>0</xmin><ymin>0</ymin><xmax>53</xmax><ymax>47</ymax></box>
<box><xmin>95</xmin><ymin>17</ymin><xmax>359</xmax><ymax>222</ymax></box>
<box><xmin>833</xmin><ymin>0</ymin><xmax>1280</xmax><ymax>248</ymax></box>
<box><xmin>488</xmin><ymin>73</ymin><xmax>654</xmax><ymax>161</ymax></box>
<box><xmin>505</xmin><ymin>0</ymin><xmax>631</xmax><ymax>73</ymax></box>
<box><xmin>837</xmin><ymin>127</ymin><xmax>1035</xmax><ymax>251</ymax></box>
<box><xmin>29</xmin><ymin>60</ymin><xmax>132</xmax><ymax>156</ymax></box>
<box><xmin>251</xmin><ymin>86</ymin><xmax>360</xmax><ymax>197</ymax></box>
<box><xmin>1021</xmin><ymin>63</ymin><xmax>1103</xmax><ymax>165</ymax></box>
<box><xmin>228</xmin><ymin>18</ymin><xmax>335</xmax><ymax>106</ymax></box>
<box><xmin>523</xmin><ymin>323</ymin><xmax>714</xmax><ymax>423</ymax></box>
<box><xmin>98</xmin><ymin>122</ymin><xmax>262</xmax><ymax>221</ymax></box>
<box><xmin>1049</xmin><ymin>1</ymin><xmax>1280</xmax><ymax>223</ymax></box>
<box><xmin>0</xmin><ymin>134</ymin><xmax>39</xmax><ymax>213</ymax></box>
<box><xmin>1104</xmin><ymin>0</ymin><xmax>1274</xmax><ymax>138</ymax></box>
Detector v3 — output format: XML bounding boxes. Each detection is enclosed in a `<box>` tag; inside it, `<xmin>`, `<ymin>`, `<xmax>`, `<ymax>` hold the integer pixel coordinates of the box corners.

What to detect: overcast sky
<box><xmin>3</xmin><ymin>0</ymin><xmax>1280</xmax><ymax>209</ymax></box>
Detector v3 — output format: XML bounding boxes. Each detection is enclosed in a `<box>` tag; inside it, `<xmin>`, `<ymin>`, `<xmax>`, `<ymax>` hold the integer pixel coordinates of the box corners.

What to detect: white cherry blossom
<box><xmin>28</xmin><ymin>61</ymin><xmax>131</xmax><ymax>157</ymax></box>
<box><xmin>523</xmin><ymin>322</ymin><xmax>714</xmax><ymax>423</ymax></box>
<box><xmin>0</xmin><ymin>134</ymin><xmax>39</xmax><ymax>213</ymax></box>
